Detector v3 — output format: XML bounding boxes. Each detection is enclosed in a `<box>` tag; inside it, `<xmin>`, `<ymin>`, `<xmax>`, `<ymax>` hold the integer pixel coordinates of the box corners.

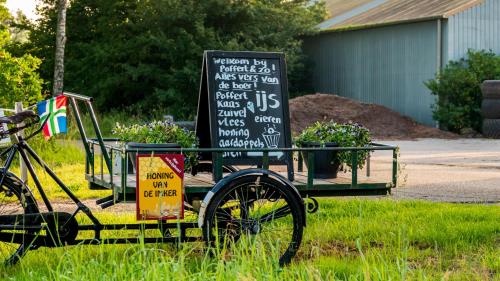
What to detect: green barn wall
<box><xmin>447</xmin><ymin>0</ymin><xmax>500</xmax><ymax>60</ymax></box>
<box><xmin>304</xmin><ymin>21</ymin><xmax>439</xmax><ymax>126</ymax></box>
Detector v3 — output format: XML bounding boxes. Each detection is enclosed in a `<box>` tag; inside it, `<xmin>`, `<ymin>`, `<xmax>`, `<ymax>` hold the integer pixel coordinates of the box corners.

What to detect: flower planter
<box><xmin>295</xmin><ymin>121</ymin><xmax>371</xmax><ymax>175</ymax></box>
<box><xmin>127</xmin><ymin>142</ymin><xmax>181</xmax><ymax>174</ymax></box>
<box><xmin>301</xmin><ymin>142</ymin><xmax>341</xmax><ymax>179</ymax></box>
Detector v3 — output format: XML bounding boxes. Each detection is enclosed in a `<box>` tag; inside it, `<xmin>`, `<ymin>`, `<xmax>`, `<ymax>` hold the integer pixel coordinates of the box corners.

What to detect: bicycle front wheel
<box><xmin>0</xmin><ymin>174</ymin><xmax>39</xmax><ymax>265</ymax></box>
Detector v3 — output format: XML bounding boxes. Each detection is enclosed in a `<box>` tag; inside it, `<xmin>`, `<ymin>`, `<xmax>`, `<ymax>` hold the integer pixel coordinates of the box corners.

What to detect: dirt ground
<box><xmin>370</xmin><ymin>139</ymin><xmax>500</xmax><ymax>203</ymax></box>
<box><xmin>43</xmin><ymin>138</ymin><xmax>499</xmax><ymax>214</ymax></box>
<box><xmin>69</xmin><ymin>139</ymin><xmax>499</xmax><ymax>212</ymax></box>
<box><xmin>289</xmin><ymin>94</ymin><xmax>457</xmax><ymax>140</ymax></box>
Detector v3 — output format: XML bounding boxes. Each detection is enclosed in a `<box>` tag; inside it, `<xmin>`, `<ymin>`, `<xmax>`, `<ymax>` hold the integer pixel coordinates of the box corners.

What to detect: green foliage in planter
<box><xmin>426</xmin><ymin>50</ymin><xmax>500</xmax><ymax>133</ymax></box>
<box><xmin>294</xmin><ymin>121</ymin><xmax>371</xmax><ymax>170</ymax></box>
<box><xmin>112</xmin><ymin>120</ymin><xmax>199</xmax><ymax>170</ymax></box>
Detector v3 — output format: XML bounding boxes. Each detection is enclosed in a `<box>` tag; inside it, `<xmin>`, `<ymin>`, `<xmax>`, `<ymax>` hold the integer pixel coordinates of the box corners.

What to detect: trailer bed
<box><xmin>87</xmin><ymin>169</ymin><xmax>391</xmax><ymax>200</ymax></box>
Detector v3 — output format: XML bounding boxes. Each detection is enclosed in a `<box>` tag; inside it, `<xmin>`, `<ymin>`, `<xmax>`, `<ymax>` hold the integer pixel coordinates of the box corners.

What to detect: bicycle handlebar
<box><xmin>24</xmin><ymin>116</ymin><xmax>49</xmax><ymax>141</ymax></box>
<box><xmin>0</xmin><ymin>114</ymin><xmax>49</xmax><ymax>142</ymax></box>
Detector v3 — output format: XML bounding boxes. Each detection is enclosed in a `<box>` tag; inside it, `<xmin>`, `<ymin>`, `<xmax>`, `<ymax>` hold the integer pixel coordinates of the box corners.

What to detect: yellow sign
<box><xmin>136</xmin><ymin>154</ymin><xmax>184</xmax><ymax>220</ymax></box>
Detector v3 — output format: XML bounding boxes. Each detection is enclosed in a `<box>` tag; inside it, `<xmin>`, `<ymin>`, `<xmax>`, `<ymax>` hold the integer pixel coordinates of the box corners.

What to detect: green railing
<box><xmin>85</xmin><ymin>139</ymin><xmax>398</xmax><ymax>196</ymax></box>
<box><xmin>64</xmin><ymin>92</ymin><xmax>113</xmax><ymax>176</ymax></box>
<box><xmin>65</xmin><ymin>92</ymin><xmax>398</xmax><ymax>200</ymax></box>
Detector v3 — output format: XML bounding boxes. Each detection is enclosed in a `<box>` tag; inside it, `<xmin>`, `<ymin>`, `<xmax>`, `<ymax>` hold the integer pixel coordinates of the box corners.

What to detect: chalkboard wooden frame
<box><xmin>195</xmin><ymin>50</ymin><xmax>294</xmax><ymax>180</ymax></box>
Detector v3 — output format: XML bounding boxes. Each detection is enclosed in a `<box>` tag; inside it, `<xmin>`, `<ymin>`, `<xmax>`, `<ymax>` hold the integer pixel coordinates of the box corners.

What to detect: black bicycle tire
<box><xmin>0</xmin><ymin>175</ymin><xmax>39</xmax><ymax>265</ymax></box>
<box><xmin>202</xmin><ymin>175</ymin><xmax>304</xmax><ymax>266</ymax></box>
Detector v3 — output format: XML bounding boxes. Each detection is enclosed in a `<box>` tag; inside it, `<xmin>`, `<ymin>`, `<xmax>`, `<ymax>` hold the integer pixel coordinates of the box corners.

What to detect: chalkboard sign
<box><xmin>196</xmin><ymin>51</ymin><xmax>293</xmax><ymax>176</ymax></box>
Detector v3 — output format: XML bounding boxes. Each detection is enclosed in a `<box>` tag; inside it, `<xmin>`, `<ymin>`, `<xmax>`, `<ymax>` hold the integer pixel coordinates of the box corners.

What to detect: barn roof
<box><xmin>319</xmin><ymin>0</ymin><xmax>484</xmax><ymax>31</ymax></box>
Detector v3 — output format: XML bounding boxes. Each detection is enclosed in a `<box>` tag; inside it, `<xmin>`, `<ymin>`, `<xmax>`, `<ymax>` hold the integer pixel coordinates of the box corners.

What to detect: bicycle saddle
<box><xmin>0</xmin><ymin>110</ymin><xmax>38</xmax><ymax>125</ymax></box>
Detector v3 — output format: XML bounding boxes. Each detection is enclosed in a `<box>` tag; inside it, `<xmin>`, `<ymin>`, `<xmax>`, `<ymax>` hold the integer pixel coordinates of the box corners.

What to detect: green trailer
<box><xmin>66</xmin><ymin>92</ymin><xmax>399</xmax><ymax>265</ymax></box>
<box><xmin>0</xmin><ymin>92</ymin><xmax>398</xmax><ymax>266</ymax></box>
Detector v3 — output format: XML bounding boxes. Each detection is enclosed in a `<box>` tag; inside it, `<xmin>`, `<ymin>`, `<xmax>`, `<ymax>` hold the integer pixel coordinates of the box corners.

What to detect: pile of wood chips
<box><xmin>289</xmin><ymin>94</ymin><xmax>457</xmax><ymax>140</ymax></box>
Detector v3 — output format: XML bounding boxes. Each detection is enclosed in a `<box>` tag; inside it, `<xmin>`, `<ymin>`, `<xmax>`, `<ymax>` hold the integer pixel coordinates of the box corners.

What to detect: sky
<box><xmin>5</xmin><ymin>0</ymin><xmax>38</xmax><ymax>19</ymax></box>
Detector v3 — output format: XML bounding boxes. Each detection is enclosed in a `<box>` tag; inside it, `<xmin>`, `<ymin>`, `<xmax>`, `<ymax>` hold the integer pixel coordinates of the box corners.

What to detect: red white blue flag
<box><xmin>37</xmin><ymin>95</ymin><xmax>68</xmax><ymax>139</ymax></box>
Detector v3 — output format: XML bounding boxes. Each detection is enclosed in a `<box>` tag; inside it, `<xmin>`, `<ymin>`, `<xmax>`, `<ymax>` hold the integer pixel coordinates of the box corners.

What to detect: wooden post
<box><xmin>366</xmin><ymin>153</ymin><xmax>371</xmax><ymax>177</ymax></box>
<box><xmin>15</xmin><ymin>102</ymin><xmax>28</xmax><ymax>183</ymax></box>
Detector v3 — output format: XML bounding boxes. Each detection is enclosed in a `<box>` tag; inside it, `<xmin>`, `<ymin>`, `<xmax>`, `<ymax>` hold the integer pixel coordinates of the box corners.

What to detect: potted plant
<box><xmin>295</xmin><ymin>121</ymin><xmax>371</xmax><ymax>178</ymax></box>
<box><xmin>112</xmin><ymin>120</ymin><xmax>198</xmax><ymax>173</ymax></box>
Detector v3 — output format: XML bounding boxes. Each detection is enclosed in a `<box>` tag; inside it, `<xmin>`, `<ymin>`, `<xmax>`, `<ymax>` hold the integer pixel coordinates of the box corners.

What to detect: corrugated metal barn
<box><xmin>304</xmin><ymin>0</ymin><xmax>500</xmax><ymax>125</ymax></box>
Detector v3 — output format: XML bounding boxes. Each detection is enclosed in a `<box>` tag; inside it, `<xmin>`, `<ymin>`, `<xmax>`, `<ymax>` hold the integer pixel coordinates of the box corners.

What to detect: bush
<box><xmin>0</xmin><ymin>50</ymin><xmax>44</xmax><ymax>108</ymax></box>
<box><xmin>426</xmin><ymin>50</ymin><xmax>500</xmax><ymax>133</ymax></box>
<box><xmin>0</xmin><ymin>1</ymin><xmax>44</xmax><ymax>109</ymax></box>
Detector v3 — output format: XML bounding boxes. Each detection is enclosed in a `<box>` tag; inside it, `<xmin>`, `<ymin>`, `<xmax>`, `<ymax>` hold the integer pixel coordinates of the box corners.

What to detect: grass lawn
<box><xmin>0</xmin><ymin>197</ymin><xmax>498</xmax><ymax>280</ymax></box>
<box><xmin>1</xmin><ymin>140</ymin><xmax>499</xmax><ymax>280</ymax></box>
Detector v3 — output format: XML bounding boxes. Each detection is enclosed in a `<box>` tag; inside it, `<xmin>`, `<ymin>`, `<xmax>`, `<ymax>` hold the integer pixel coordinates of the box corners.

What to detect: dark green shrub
<box><xmin>426</xmin><ymin>50</ymin><xmax>500</xmax><ymax>133</ymax></box>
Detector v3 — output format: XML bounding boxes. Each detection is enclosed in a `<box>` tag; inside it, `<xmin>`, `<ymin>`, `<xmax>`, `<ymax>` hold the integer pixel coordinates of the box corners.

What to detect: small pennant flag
<box><xmin>37</xmin><ymin>95</ymin><xmax>68</xmax><ymax>139</ymax></box>
<box><xmin>0</xmin><ymin>109</ymin><xmax>10</xmax><ymax>146</ymax></box>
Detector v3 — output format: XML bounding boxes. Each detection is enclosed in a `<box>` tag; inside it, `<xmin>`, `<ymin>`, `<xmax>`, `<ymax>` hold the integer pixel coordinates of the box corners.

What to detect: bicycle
<box><xmin>0</xmin><ymin>110</ymin><xmax>102</xmax><ymax>265</ymax></box>
<box><xmin>0</xmin><ymin>109</ymin><xmax>306</xmax><ymax>266</ymax></box>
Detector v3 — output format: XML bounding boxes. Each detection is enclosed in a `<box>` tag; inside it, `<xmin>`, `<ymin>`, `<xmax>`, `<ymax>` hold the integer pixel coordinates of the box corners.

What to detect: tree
<box><xmin>0</xmin><ymin>0</ymin><xmax>44</xmax><ymax>108</ymax></box>
<box><xmin>23</xmin><ymin>0</ymin><xmax>326</xmax><ymax>117</ymax></box>
<box><xmin>0</xmin><ymin>0</ymin><xmax>11</xmax><ymax>44</ymax></box>
<box><xmin>52</xmin><ymin>0</ymin><xmax>67</xmax><ymax>95</ymax></box>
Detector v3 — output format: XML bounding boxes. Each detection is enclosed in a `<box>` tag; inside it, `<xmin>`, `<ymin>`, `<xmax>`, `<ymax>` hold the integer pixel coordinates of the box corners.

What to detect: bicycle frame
<box><xmin>0</xmin><ymin>97</ymin><xmax>206</xmax><ymax>249</ymax></box>
<box><xmin>1</xmin><ymin>135</ymin><xmax>101</xmax><ymax>230</ymax></box>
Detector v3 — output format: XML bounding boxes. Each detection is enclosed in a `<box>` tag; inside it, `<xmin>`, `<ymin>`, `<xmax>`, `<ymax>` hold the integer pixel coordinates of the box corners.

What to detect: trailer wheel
<box><xmin>482</xmin><ymin>119</ymin><xmax>500</xmax><ymax>138</ymax></box>
<box><xmin>202</xmin><ymin>174</ymin><xmax>304</xmax><ymax>266</ymax></box>
<box><xmin>481</xmin><ymin>99</ymin><xmax>500</xmax><ymax>119</ymax></box>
